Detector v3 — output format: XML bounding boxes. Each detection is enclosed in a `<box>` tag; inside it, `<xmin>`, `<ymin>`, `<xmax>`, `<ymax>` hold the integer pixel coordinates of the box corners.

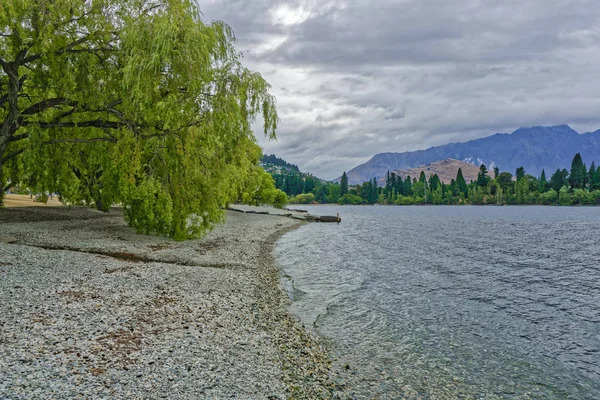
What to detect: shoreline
<box><xmin>0</xmin><ymin>206</ymin><xmax>343</xmax><ymax>398</ymax></box>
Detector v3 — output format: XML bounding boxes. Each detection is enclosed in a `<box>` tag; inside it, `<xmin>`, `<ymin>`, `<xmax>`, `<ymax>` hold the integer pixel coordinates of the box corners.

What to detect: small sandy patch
<box><xmin>3</xmin><ymin>193</ymin><xmax>64</xmax><ymax>207</ymax></box>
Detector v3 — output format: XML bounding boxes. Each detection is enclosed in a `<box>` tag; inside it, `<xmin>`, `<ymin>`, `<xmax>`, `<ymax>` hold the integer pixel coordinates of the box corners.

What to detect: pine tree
<box><xmin>588</xmin><ymin>162</ymin><xmax>596</xmax><ymax>190</ymax></box>
<box><xmin>456</xmin><ymin>168</ymin><xmax>468</xmax><ymax>197</ymax></box>
<box><xmin>340</xmin><ymin>172</ymin><xmax>349</xmax><ymax>196</ymax></box>
<box><xmin>569</xmin><ymin>153</ymin><xmax>585</xmax><ymax>188</ymax></box>
<box><xmin>539</xmin><ymin>169</ymin><xmax>548</xmax><ymax>193</ymax></box>
<box><xmin>592</xmin><ymin>166</ymin><xmax>600</xmax><ymax>191</ymax></box>
<box><xmin>494</xmin><ymin>166</ymin><xmax>500</xmax><ymax>179</ymax></box>
<box><xmin>429</xmin><ymin>174</ymin><xmax>441</xmax><ymax>191</ymax></box>
<box><xmin>550</xmin><ymin>168</ymin><xmax>569</xmax><ymax>191</ymax></box>
<box><xmin>385</xmin><ymin>171</ymin><xmax>391</xmax><ymax>196</ymax></box>
<box><xmin>372</xmin><ymin>178</ymin><xmax>379</xmax><ymax>204</ymax></box>
<box><xmin>516</xmin><ymin>166</ymin><xmax>526</xmax><ymax>181</ymax></box>
<box><xmin>404</xmin><ymin>176</ymin><xmax>413</xmax><ymax>195</ymax></box>
<box><xmin>389</xmin><ymin>173</ymin><xmax>397</xmax><ymax>196</ymax></box>
<box><xmin>477</xmin><ymin>164</ymin><xmax>489</xmax><ymax>187</ymax></box>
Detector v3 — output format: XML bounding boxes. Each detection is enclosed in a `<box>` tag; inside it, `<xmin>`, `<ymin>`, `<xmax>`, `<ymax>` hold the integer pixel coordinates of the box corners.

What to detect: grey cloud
<box><xmin>200</xmin><ymin>0</ymin><xmax>600</xmax><ymax>180</ymax></box>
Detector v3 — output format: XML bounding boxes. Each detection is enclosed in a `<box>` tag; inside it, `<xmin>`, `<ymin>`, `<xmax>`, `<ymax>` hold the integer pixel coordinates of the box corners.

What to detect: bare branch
<box><xmin>22</xmin><ymin>35</ymin><xmax>90</xmax><ymax>64</ymax></box>
<box><xmin>21</xmin><ymin>119</ymin><xmax>122</xmax><ymax>129</ymax></box>
<box><xmin>15</xmin><ymin>48</ymin><xmax>29</xmax><ymax>65</ymax></box>
<box><xmin>9</xmin><ymin>132</ymin><xmax>29</xmax><ymax>142</ymax></box>
<box><xmin>21</xmin><ymin>97</ymin><xmax>75</xmax><ymax>115</ymax></box>
<box><xmin>50</xmin><ymin>107</ymin><xmax>77</xmax><ymax>122</ymax></box>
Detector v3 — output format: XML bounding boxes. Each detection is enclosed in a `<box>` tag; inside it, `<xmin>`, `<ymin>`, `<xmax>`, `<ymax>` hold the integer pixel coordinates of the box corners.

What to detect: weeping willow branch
<box><xmin>41</xmin><ymin>137</ymin><xmax>118</xmax><ymax>145</ymax></box>
<box><xmin>1</xmin><ymin>148</ymin><xmax>24</xmax><ymax>163</ymax></box>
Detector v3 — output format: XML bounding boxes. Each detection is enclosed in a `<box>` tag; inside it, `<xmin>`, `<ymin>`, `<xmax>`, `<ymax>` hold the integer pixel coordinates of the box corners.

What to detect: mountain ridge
<box><xmin>339</xmin><ymin>125</ymin><xmax>600</xmax><ymax>185</ymax></box>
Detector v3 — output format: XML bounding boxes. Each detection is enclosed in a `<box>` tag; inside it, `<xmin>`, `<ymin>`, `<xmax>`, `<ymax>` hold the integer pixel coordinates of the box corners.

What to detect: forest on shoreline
<box><xmin>274</xmin><ymin>153</ymin><xmax>600</xmax><ymax>206</ymax></box>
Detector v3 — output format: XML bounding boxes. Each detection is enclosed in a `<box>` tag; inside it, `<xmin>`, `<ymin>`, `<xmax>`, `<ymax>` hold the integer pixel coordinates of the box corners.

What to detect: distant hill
<box><xmin>260</xmin><ymin>154</ymin><xmax>300</xmax><ymax>174</ymax></box>
<box><xmin>377</xmin><ymin>159</ymin><xmax>482</xmax><ymax>186</ymax></box>
<box><xmin>261</xmin><ymin>154</ymin><xmax>329</xmax><ymax>182</ymax></box>
<box><xmin>340</xmin><ymin>125</ymin><xmax>600</xmax><ymax>185</ymax></box>
<box><xmin>260</xmin><ymin>154</ymin><xmax>329</xmax><ymax>198</ymax></box>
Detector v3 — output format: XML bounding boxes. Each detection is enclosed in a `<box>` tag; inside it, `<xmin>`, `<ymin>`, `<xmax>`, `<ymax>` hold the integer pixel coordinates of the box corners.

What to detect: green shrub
<box><xmin>338</xmin><ymin>193</ymin><xmax>363</xmax><ymax>205</ymax></box>
<box><xmin>289</xmin><ymin>193</ymin><xmax>315</xmax><ymax>204</ymax></box>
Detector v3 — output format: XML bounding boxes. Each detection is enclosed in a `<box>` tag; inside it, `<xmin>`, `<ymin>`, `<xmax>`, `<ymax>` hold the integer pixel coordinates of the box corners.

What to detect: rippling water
<box><xmin>275</xmin><ymin>206</ymin><xmax>600</xmax><ymax>399</ymax></box>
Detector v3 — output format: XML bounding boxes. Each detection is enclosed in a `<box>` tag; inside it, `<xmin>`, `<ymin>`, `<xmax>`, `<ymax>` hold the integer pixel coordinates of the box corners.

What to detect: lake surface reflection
<box><xmin>276</xmin><ymin>206</ymin><xmax>600</xmax><ymax>399</ymax></box>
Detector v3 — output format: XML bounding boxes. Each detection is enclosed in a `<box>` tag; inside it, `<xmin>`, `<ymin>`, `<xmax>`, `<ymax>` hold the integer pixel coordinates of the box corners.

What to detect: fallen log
<box><xmin>319</xmin><ymin>215</ymin><xmax>341</xmax><ymax>223</ymax></box>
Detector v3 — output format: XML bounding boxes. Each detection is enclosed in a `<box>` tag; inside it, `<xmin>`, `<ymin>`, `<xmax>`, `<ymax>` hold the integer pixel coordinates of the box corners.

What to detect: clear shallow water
<box><xmin>275</xmin><ymin>206</ymin><xmax>600</xmax><ymax>399</ymax></box>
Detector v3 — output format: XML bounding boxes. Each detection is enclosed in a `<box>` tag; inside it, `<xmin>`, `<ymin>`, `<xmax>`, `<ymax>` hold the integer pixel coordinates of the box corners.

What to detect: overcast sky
<box><xmin>200</xmin><ymin>0</ymin><xmax>600</xmax><ymax>180</ymax></box>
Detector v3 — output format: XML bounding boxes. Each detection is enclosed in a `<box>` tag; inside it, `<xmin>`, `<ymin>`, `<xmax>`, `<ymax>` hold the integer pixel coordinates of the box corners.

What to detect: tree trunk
<box><xmin>0</xmin><ymin>147</ymin><xmax>5</xmax><ymax>208</ymax></box>
<box><xmin>95</xmin><ymin>193</ymin><xmax>105</xmax><ymax>211</ymax></box>
<box><xmin>0</xmin><ymin>60</ymin><xmax>23</xmax><ymax>207</ymax></box>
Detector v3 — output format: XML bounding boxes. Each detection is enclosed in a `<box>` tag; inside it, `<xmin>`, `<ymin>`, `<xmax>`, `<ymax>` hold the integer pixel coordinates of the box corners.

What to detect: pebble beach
<box><xmin>0</xmin><ymin>206</ymin><xmax>342</xmax><ymax>399</ymax></box>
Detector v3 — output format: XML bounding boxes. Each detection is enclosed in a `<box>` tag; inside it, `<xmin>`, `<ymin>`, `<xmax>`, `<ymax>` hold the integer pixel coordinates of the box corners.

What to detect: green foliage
<box><xmin>477</xmin><ymin>164</ymin><xmax>490</xmax><ymax>187</ymax></box>
<box><xmin>261</xmin><ymin>154</ymin><xmax>299</xmax><ymax>172</ymax></box>
<box><xmin>289</xmin><ymin>193</ymin><xmax>315</xmax><ymax>204</ymax></box>
<box><xmin>515</xmin><ymin>177</ymin><xmax>530</xmax><ymax>204</ymax></box>
<box><xmin>394</xmin><ymin>195</ymin><xmax>415</xmax><ymax>205</ymax></box>
<box><xmin>0</xmin><ymin>0</ymin><xmax>280</xmax><ymax>239</ymax></box>
<box><xmin>327</xmin><ymin>184</ymin><xmax>341</xmax><ymax>203</ymax></box>
<box><xmin>550</xmin><ymin>169</ymin><xmax>569</xmax><ymax>192</ymax></box>
<box><xmin>539</xmin><ymin>189</ymin><xmax>558</xmax><ymax>204</ymax></box>
<box><xmin>539</xmin><ymin>170</ymin><xmax>548</xmax><ymax>193</ymax></box>
<box><xmin>456</xmin><ymin>168</ymin><xmax>468</xmax><ymax>197</ymax></box>
<box><xmin>240</xmin><ymin>166</ymin><xmax>287</xmax><ymax>209</ymax></box>
<box><xmin>569</xmin><ymin>153</ymin><xmax>586</xmax><ymax>189</ymax></box>
<box><xmin>340</xmin><ymin>172</ymin><xmax>349</xmax><ymax>196</ymax></box>
<box><xmin>412</xmin><ymin>181</ymin><xmax>426</xmax><ymax>197</ymax></box>
<box><xmin>588</xmin><ymin>163</ymin><xmax>596</xmax><ymax>190</ymax></box>
<box><xmin>429</xmin><ymin>174</ymin><xmax>441</xmax><ymax>191</ymax></box>
<box><xmin>559</xmin><ymin>186</ymin><xmax>572</xmax><ymax>205</ymax></box>
<box><xmin>376</xmin><ymin>152</ymin><xmax>600</xmax><ymax>207</ymax></box>
<box><xmin>338</xmin><ymin>193</ymin><xmax>363</xmax><ymax>205</ymax></box>
<box><xmin>592</xmin><ymin>166</ymin><xmax>600</xmax><ymax>191</ymax></box>
<box><xmin>355</xmin><ymin>178</ymin><xmax>378</xmax><ymax>204</ymax></box>
<box><xmin>496</xmin><ymin>172</ymin><xmax>513</xmax><ymax>192</ymax></box>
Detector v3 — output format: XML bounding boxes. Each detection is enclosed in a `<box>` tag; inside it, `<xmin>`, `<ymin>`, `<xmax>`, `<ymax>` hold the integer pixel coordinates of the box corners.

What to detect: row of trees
<box><xmin>1</xmin><ymin>0</ymin><xmax>286</xmax><ymax>239</ymax></box>
<box><xmin>380</xmin><ymin>153</ymin><xmax>600</xmax><ymax>206</ymax></box>
<box><xmin>283</xmin><ymin>153</ymin><xmax>600</xmax><ymax>206</ymax></box>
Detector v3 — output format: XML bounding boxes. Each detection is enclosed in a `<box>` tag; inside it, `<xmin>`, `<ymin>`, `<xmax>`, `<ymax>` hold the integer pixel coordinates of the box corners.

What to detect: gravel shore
<box><xmin>0</xmin><ymin>207</ymin><xmax>342</xmax><ymax>399</ymax></box>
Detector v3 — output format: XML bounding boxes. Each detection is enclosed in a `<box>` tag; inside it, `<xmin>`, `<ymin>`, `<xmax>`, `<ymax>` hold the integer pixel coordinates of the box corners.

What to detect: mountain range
<box><xmin>340</xmin><ymin>125</ymin><xmax>600</xmax><ymax>185</ymax></box>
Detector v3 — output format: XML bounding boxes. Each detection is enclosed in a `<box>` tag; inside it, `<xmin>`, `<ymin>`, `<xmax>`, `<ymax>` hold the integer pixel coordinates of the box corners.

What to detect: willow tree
<box><xmin>0</xmin><ymin>0</ymin><xmax>278</xmax><ymax>239</ymax></box>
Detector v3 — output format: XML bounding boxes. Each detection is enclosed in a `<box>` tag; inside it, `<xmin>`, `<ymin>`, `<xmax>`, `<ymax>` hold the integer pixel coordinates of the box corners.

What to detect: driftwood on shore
<box><xmin>284</xmin><ymin>208</ymin><xmax>308</xmax><ymax>213</ymax></box>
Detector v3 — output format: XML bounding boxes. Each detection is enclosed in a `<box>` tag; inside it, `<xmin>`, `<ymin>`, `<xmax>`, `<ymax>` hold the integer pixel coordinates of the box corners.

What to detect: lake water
<box><xmin>275</xmin><ymin>206</ymin><xmax>600</xmax><ymax>399</ymax></box>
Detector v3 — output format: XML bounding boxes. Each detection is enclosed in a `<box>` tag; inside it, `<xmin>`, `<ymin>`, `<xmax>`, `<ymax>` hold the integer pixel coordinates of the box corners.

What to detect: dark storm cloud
<box><xmin>200</xmin><ymin>0</ymin><xmax>600</xmax><ymax>180</ymax></box>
